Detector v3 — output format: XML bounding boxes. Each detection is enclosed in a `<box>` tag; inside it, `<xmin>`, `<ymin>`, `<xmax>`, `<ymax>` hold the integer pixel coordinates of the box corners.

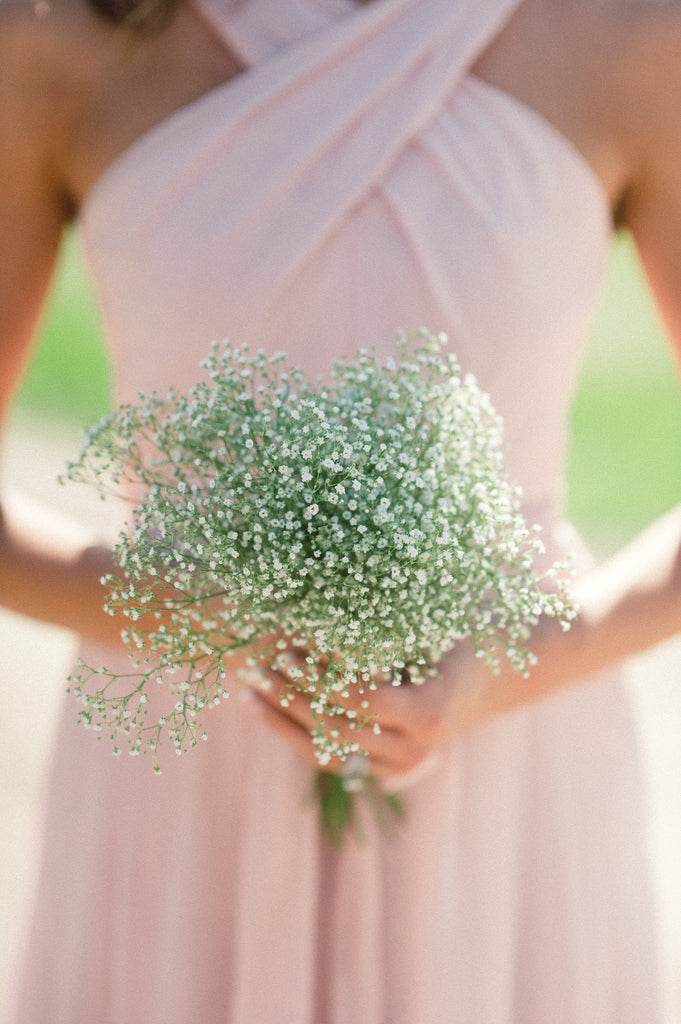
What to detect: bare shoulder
<box><xmin>593</xmin><ymin>0</ymin><xmax>681</xmax><ymax>149</ymax></box>
<box><xmin>0</xmin><ymin>0</ymin><xmax>63</xmax><ymax>140</ymax></box>
<box><xmin>603</xmin><ymin>0</ymin><xmax>681</xmax><ymax>52</ymax></box>
<box><xmin>0</xmin><ymin>0</ymin><xmax>103</xmax><ymax>113</ymax></box>
<box><xmin>0</xmin><ymin>0</ymin><xmax>111</xmax><ymax>209</ymax></box>
<box><xmin>590</xmin><ymin>0</ymin><xmax>681</xmax><ymax>349</ymax></box>
<box><xmin>473</xmin><ymin>0</ymin><xmax>681</xmax><ymax>206</ymax></box>
<box><xmin>534</xmin><ymin>0</ymin><xmax>681</xmax><ymax>208</ymax></box>
<box><xmin>589</xmin><ymin>0</ymin><xmax>681</xmax><ymax>224</ymax></box>
<box><xmin>0</xmin><ymin>0</ymin><xmax>113</xmax><ymax>413</ymax></box>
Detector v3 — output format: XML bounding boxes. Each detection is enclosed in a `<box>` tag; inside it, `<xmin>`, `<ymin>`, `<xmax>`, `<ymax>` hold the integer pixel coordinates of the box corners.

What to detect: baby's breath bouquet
<box><xmin>66</xmin><ymin>331</ymin><xmax>574</xmax><ymax>844</ymax></box>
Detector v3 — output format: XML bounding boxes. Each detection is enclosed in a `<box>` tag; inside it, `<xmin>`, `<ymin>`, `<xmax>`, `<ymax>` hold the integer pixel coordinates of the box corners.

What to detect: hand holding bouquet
<box><xmin>66</xmin><ymin>331</ymin><xmax>575</xmax><ymax>843</ymax></box>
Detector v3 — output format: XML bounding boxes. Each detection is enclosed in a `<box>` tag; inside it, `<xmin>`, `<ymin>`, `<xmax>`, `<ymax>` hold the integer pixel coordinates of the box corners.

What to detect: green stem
<box><xmin>313</xmin><ymin>770</ymin><xmax>406</xmax><ymax>849</ymax></box>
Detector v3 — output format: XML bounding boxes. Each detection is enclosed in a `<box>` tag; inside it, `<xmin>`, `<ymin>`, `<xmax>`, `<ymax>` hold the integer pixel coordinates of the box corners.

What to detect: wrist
<box><xmin>0</xmin><ymin>500</ymin><xmax>123</xmax><ymax>645</ymax></box>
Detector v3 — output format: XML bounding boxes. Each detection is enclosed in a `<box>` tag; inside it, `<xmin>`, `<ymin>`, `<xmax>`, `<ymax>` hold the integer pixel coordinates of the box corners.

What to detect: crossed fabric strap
<box><xmin>199</xmin><ymin>0</ymin><xmax>523</xmax><ymax>286</ymax></box>
<box><xmin>101</xmin><ymin>0</ymin><xmax>523</xmax><ymax>291</ymax></box>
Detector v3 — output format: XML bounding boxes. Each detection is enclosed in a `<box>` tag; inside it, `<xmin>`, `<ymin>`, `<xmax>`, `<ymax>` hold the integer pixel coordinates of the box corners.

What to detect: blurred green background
<box><xmin>13</xmin><ymin>228</ymin><xmax>681</xmax><ymax>555</ymax></box>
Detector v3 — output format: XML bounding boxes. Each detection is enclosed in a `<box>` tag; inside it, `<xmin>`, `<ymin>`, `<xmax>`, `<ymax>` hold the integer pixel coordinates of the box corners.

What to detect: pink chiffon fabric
<box><xmin>11</xmin><ymin>0</ymin><xmax>671</xmax><ymax>1019</ymax></box>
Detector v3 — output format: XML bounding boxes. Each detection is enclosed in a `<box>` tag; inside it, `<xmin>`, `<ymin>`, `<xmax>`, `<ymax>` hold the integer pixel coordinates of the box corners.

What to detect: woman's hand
<box><xmin>245</xmin><ymin>617</ymin><xmax>572</xmax><ymax>784</ymax></box>
<box><xmin>244</xmin><ymin>502</ymin><xmax>681</xmax><ymax>782</ymax></box>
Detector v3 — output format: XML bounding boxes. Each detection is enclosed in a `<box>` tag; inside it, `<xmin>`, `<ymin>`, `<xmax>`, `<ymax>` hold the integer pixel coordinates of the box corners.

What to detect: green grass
<box><xmin>14</xmin><ymin>231</ymin><xmax>112</xmax><ymax>424</ymax></box>
<box><xmin>13</xmin><ymin>229</ymin><xmax>681</xmax><ymax>553</ymax></box>
<box><xmin>566</xmin><ymin>235</ymin><xmax>681</xmax><ymax>550</ymax></box>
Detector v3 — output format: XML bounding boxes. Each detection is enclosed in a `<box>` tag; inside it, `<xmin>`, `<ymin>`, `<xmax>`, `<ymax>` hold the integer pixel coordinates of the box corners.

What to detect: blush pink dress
<box><xmin>11</xmin><ymin>0</ymin><xmax>671</xmax><ymax>1020</ymax></box>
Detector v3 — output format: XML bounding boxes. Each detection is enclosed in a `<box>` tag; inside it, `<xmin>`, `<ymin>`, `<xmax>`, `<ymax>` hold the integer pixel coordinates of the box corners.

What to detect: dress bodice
<box><xmin>78</xmin><ymin>0</ymin><xmax>612</xmax><ymax>517</ymax></box>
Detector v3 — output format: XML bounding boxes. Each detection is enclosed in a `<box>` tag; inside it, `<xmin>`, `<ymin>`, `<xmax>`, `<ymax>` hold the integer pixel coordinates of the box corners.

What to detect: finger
<box><xmin>242</xmin><ymin>646</ymin><xmax>462</xmax><ymax>770</ymax></box>
<box><xmin>254</xmin><ymin>647</ymin><xmax>420</xmax><ymax>737</ymax></box>
<box><xmin>330</xmin><ymin>671</ymin><xmax>448</xmax><ymax>738</ymax></box>
<box><xmin>250</xmin><ymin>688</ymin><xmax>430</xmax><ymax>777</ymax></box>
<box><xmin>249</xmin><ymin>650</ymin><xmax>374</xmax><ymax>735</ymax></box>
<box><xmin>250</xmin><ymin>692</ymin><xmax>322</xmax><ymax>768</ymax></box>
<box><xmin>253</xmin><ymin>677</ymin><xmax>371</xmax><ymax>756</ymax></box>
<box><xmin>250</xmin><ymin>652</ymin><xmax>445</xmax><ymax>764</ymax></box>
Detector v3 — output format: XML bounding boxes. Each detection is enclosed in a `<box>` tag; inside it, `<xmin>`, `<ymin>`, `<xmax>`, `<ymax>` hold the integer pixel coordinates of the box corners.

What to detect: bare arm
<box><xmin>0</xmin><ymin>8</ymin><xmax>123</xmax><ymax>645</ymax></box>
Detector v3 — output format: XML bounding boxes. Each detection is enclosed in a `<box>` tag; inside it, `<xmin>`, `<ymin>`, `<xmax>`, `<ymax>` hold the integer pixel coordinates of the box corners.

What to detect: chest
<box><xmin>63</xmin><ymin>0</ymin><xmax>618</xmax><ymax>211</ymax></box>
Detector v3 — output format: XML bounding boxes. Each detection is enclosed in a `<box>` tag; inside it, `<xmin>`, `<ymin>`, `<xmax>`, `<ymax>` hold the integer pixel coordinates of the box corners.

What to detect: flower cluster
<box><xmin>66</xmin><ymin>332</ymin><xmax>575</xmax><ymax>776</ymax></box>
